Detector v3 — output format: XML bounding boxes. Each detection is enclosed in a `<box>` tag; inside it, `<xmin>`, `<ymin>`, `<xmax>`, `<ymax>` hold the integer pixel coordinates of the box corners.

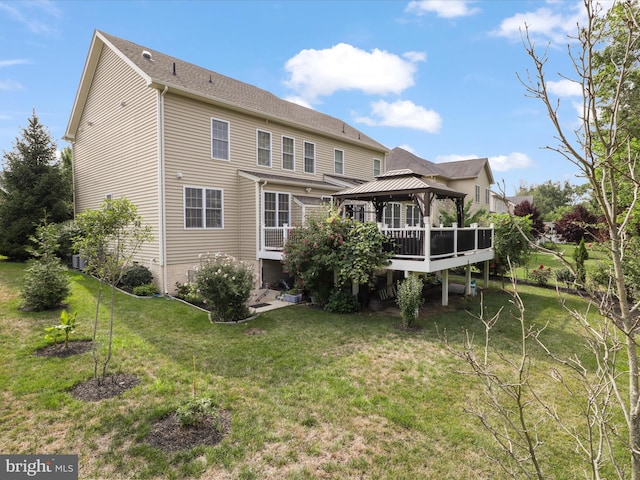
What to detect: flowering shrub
<box><xmin>282</xmin><ymin>208</ymin><xmax>392</xmax><ymax>307</ymax></box>
<box><xmin>193</xmin><ymin>253</ymin><xmax>255</xmax><ymax>322</ymax></box>
<box><xmin>530</xmin><ymin>264</ymin><xmax>552</xmax><ymax>285</ymax></box>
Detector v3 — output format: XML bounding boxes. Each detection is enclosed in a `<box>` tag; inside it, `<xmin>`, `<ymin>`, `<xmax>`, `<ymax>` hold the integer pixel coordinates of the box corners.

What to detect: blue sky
<box><xmin>0</xmin><ymin>0</ymin><xmax>602</xmax><ymax>194</ymax></box>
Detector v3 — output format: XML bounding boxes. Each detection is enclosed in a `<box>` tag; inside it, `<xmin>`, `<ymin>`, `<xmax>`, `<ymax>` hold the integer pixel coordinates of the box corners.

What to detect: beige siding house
<box><xmin>386</xmin><ymin>147</ymin><xmax>494</xmax><ymax>222</ymax></box>
<box><xmin>64</xmin><ymin>31</ymin><xmax>388</xmax><ymax>294</ymax></box>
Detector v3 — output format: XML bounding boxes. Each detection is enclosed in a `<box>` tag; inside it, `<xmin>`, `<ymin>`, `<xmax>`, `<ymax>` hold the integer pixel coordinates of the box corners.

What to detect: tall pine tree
<box><xmin>0</xmin><ymin>112</ymin><xmax>72</xmax><ymax>260</ymax></box>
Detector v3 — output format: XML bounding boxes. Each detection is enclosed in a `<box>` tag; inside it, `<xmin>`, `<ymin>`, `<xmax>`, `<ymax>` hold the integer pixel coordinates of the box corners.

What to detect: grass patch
<box><xmin>0</xmin><ymin>259</ymin><xmax>628</xmax><ymax>478</ymax></box>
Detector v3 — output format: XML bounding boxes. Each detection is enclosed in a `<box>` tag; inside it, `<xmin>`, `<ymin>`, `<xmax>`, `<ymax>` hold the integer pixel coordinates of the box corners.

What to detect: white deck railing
<box><xmin>261</xmin><ymin>222</ymin><xmax>494</xmax><ymax>261</ymax></box>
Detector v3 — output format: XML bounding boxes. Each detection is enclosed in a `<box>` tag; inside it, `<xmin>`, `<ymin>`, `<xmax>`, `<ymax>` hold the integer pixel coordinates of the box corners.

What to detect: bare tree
<box><xmin>449</xmin><ymin>1</ymin><xmax>640</xmax><ymax>478</ymax></box>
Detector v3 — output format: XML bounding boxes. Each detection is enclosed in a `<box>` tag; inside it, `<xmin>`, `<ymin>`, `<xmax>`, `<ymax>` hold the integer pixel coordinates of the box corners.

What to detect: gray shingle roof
<box><xmin>386</xmin><ymin>147</ymin><xmax>493</xmax><ymax>183</ymax></box>
<box><xmin>98</xmin><ymin>31</ymin><xmax>387</xmax><ymax>152</ymax></box>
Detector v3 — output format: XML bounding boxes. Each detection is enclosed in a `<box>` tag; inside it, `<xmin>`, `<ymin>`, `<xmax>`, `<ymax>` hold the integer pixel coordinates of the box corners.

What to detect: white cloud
<box><xmin>356</xmin><ymin>100</ymin><xmax>442</xmax><ymax>133</ymax></box>
<box><xmin>0</xmin><ymin>59</ymin><xmax>29</xmax><ymax>68</ymax></box>
<box><xmin>488</xmin><ymin>152</ymin><xmax>535</xmax><ymax>172</ymax></box>
<box><xmin>0</xmin><ymin>0</ymin><xmax>61</xmax><ymax>35</ymax></box>
<box><xmin>491</xmin><ymin>3</ymin><xmax>586</xmax><ymax>44</ymax></box>
<box><xmin>547</xmin><ymin>78</ymin><xmax>582</xmax><ymax>97</ymax></box>
<box><xmin>284</xmin><ymin>43</ymin><xmax>424</xmax><ymax>104</ymax></box>
<box><xmin>405</xmin><ymin>0</ymin><xmax>480</xmax><ymax>18</ymax></box>
<box><xmin>0</xmin><ymin>79</ymin><xmax>24</xmax><ymax>90</ymax></box>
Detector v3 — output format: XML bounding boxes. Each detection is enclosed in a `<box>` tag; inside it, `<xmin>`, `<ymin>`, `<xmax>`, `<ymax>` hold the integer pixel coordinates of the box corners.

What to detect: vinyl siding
<box><xmin>162</xmin><ymin>92</ymin><xmax>385</xmax><ymax>271</ymax></box>
<box><xmin>72</xmin><ymin>45</ymin><xmax>160</xmax><ymax>266</ymax></box>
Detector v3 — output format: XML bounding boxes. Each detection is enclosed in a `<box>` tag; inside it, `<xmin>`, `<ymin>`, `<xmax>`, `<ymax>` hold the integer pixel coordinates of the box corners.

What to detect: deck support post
<box><xmin>441</xmin><ymin>269</ymin><xmax>449</xmax><ymax>306</ymax></box>
<box><xmin>465</xmin><ymin>264</ymin><xmax>472</xmax><ymax>296</ymax></box>
<box><xmin>484</xmin><ymin>260</ymin><xmax>490</xmax><ymax>288</ymax></box>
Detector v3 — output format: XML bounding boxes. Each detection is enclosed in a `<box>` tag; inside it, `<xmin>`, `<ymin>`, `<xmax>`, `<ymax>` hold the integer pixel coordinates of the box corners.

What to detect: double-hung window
<box><xmin>373</xmin><ymin>158</ymin><xmax>381</xmax><ymax>177</ymax></box>
<box><xmin>485</xmin><ymin>188</ymin><xmax>490</xmax><ymax>205</ymax></box>
<box><xmin>211</xmin><ymin>118</ymin><xmax>229</xmax><ymax>160</ymax></box>
<box><xmin>334</xmin><ymin>149</ymin><xmax>344</xmax><ymax>175</ymax></box>
<box><xmin>264</xmin><ymin>192</ymin><xmax>290</xmax><ymax>227</ymax></box>
<box><xmin>282</xmin><ymin>136</ymin><xmax>295</xmax><ymax>170</ymax></box>
<box><xmin>184</xmin><ymin>187</ymin><xmax>223</xmax><ymax>229</ymax></box>
<box><xmin>304</xmin><ymin>141</ymin><xmax>315</xmax><ymax>174</ymax></box>
<box><xmin>257</xmin><ymin>130</ymin><xmax>271</xmax><ymax>167</ymax></box>
<box><xmin>475</xmin><ymin>185</ymin><xmax>481</xmax><ymax>203</ymax></box>
<box><xmin>406</xmin><ymin>204</ymin><xmax>422</xmax><ymax>227</ymax></box>
<box><xmin>383</xmin><ymin>202</ymin><xmax>401</xmax><ymax>228</ymax></box>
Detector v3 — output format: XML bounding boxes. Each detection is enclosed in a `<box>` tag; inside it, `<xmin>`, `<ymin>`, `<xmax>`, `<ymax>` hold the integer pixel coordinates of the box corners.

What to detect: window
<box><xmin>406</xmin><ymin>204</ymin><xmax>422</xmax><ymax>227</ymax></box>
<box><xmin>257</xmin><ymin>130</ymin><xmax>271</xmax><ymax>167</ymax></box>
<box><xmin>184</xmin><ymin>187</ymin><xmax>223</xmax><ymax>228</ymax></box>
<box><xmin>211</xmin><ymin>118</ymin><xmax>229</xmax><ymax>160</ymax></box>
<box><xmin>334</xmin><ymin>149</ymin><xmax>344</xmax><ymax>175</ymax></box>
<box><xmin>264</xmin><ymin>192</ymin><xmax>290</xmax><ymax>227</ymax></box>
<box><xmin>485</xmin><ymin>188</ymin><xmax>490</xmax><ymax>205</ymax></box>
<box><xmin>475</xmin><ymin>185</ymin><xmax>481</xmax><ymax>203</ymax></box>
<box><xmin>304</xmin><ymin>141</ymin><xmax>315</xmax><ymax>174</ymax></box>
<box><xmin>383</xmin><ymin>202</ymin><xmax>401</xmax><ymax>228</ymax></box>
<box><xmin>282</xmin><ymin>136</ymin><xmax>295</xmax><ymax>170</ymax></box>
<box><xmin>373</xmin><ymin>158</ymin><xmax>381</xmax><ymax>177</ymax></box>
<box><xmin>345</xmin><ymin>203</ymin><xmax>365</xmax><ymax>222</ymax></box>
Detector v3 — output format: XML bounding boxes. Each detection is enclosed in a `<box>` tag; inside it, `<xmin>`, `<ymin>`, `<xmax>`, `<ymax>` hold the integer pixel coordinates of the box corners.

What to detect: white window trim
<box><xmin>263</xmin><ymin>190</ymin><xmax>291</xmax><ymax>227</ymax></box>
<box><xmin>303</xmin><ymin>141</ymin><xmax>316</xmax><ymax>174</ymax></box>
<box><xmin>475</xmin><ymin>185</ymin><xmax>481</xmax><ymax>203</ymax></box>
<box><xmin>183</xmin><ymin>185</ymin><xmax>224</xmax><ymax>229</ymax></box>
<box><xmin>334</xmin><ymin>148</ymin><xmax>344</xmax><ymax>175</ymax></box>
<box><xmin>373</xmin><ymin>158</ymin><xmax>381</xmax><ymax>177</ymax></box>
<box><xmin>256</xmin><ymin>129</ymin><xmax>272</xmax><ymax>168</ymax></box>
<box><xmin>383</xmin><ymin>202</ymin><xmax>401</xmax><ymax>228</ymax></box>
<box><xmin>405</xmin><ymin>204</ymin><xmax>422</xmax><ymax>227</ymax></box>
<box><xmin>485</xmin><ymin>188</ymin><xmax>490</xmax><ymax>205</ymax></box>
<box><xmin>211</xmin><ymin>117</ymin><xmax>230</xmax><ymax>161</ymax></box>
<box><xmin>281</xmin><ymin>135</ymin><xmax>295</xmax><ymax>171</ymax></box>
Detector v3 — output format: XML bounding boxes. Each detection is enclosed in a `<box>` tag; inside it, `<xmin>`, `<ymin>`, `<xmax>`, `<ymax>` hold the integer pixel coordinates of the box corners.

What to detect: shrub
<box><xmin>396</xmin><ymin>275</ymin><xmax>424</xmax><ymax>327</ymax></box>
<box><xmin>120</xmin><ymin>264</ymin><xmax>153</xmax><ymax>291</ymax></box>
<box><xmin>175</xmin><ymin>397</ymin><xmax>220</xmax><ymax>428</ymax></box>
<box><xmin>588</xmin><ymin>263</ymin><xmax>611</xmax><ymax>289</ymax></box>
<box><xmin>530</xmin><ymin>264</ymin><xmax>552</xmax><ymax>286</ymax></box>
<box><xmin>44</xmin><ymin>310</ymin><xmax>77</xmax><ymax>349</ymax></box>
<box><xmin>573</xmin><ymin>237</ymin><xmax>589</xmax><ymax>284</ymax></box>
<box><xmin>555</xmin><ymin>268</ymin><xmax>576</xmax><ymax>288</ymax></box>
<box><xmin>133</xmin><ymin>283</ymin><xmax>159</xmax><ymax>296</ymax></box>
<box><xmin>282</xmin><ymin>207</ymin><xmax>392</xmax><ymax>306</ymax></box>
<box><xmin>20</xmin><ymin>224</ymin><xmax>70</xmax><ymax>311</ymax></box>
<box><xmin>324</xmin><ymin>288</ymin><xmax>360</xmax><ymax>313</ymax></box>
<box><xmin>194</xmin><ymin>253</ymin><xmax>255</xmax><ymax>322</ymax></box>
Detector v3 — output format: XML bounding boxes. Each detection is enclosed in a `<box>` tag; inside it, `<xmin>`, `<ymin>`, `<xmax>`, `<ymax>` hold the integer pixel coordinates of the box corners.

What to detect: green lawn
<box><xmin>0</xmin><ymin>259</ymin><xmax>627</xmax><ymax>479</ymax></box>
<box><xmin>508</xmin><ymin>242</ymin><xmax>607</xmax><ymax>282</ymax></box>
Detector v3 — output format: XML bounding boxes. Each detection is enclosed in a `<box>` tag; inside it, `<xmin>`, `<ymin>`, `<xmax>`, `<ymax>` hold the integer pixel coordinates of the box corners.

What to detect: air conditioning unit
<box><xmin>72</xmin><ymin>255</ymin><xmax>87</xmax><ymax>270</ymax></box>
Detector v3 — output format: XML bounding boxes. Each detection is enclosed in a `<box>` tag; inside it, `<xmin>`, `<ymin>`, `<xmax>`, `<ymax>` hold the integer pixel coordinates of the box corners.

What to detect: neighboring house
<box><xmin>64</xmin><ymin>30</ymin><xmax>388</xmax><ymax>293</ymax></box>
<box><xmin>386</xmin><ymin>147</ymin><xmax>494</xmax><ymax>223</ymax></box>
<box><xmin>490</xmin><ymin>193</ymin><xmax>534</xmax><ymax>214</ymax></box>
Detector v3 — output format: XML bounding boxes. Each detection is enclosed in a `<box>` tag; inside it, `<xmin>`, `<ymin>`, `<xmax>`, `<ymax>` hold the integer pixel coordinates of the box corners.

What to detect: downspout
<box><xmin>256</xmin><ymin>179</ymin><xmax>267</xmax><ymax>287</ymax></box>
<box><xmin>158</xmin><ymin>85</ymin><xmax>169</xmax><ymax>294</ymax></box>
<box><xmin>256</xmin><ymin>179</ymin><xmax>267</xmax><ymax>258</ymax></box>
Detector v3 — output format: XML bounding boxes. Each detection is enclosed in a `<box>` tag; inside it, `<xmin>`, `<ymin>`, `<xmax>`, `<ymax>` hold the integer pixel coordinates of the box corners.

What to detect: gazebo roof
<box><xmin>332</xmin><ymin>169</ymin><xmax>466</xmax><ymax>202</ymax></box>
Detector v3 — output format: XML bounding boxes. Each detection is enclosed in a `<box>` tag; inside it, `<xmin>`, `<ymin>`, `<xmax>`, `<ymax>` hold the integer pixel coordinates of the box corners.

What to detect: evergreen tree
<box><xmin>0</xmin><ymin>113</ymin><xmax>72</xmax><ymax>260</ymax></box>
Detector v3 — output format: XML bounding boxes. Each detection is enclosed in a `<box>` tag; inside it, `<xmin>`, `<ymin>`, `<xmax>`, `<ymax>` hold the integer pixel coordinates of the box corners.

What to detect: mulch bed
<box><xmin>145</xmin><ymin>411</ymin><xmax>231</xmax><ymax>452</ymax></box>
<box><xmin>34</xmin><ymin>340</ymin><xmax>93</xmax><ymax>358</ymax></box>
<box><xmin>70</xmin><ymin>373</ymin><xmax>141</xmax><ymax>402</ymax></box>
